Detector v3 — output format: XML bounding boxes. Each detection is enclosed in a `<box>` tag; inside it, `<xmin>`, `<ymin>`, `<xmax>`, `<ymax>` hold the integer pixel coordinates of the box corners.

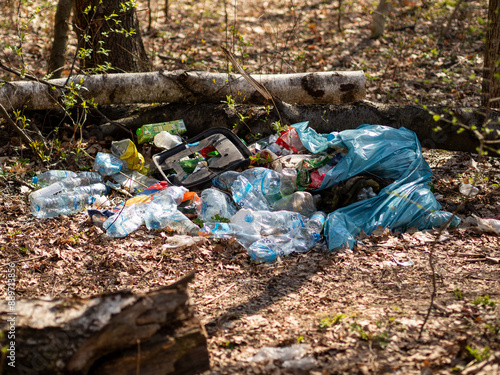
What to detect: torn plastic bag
<box><xmin>292</xmin><ymin>123</ymin><xmax>460</xmax><ymax>250</ymax></box>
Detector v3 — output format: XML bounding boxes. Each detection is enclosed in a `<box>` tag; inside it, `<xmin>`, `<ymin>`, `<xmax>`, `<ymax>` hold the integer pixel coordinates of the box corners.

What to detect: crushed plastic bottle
<box><xmin>154</xmin><ymin>131</ymin><xmax>183</xmax><ymax>150</ymax></box>
<box><xmin>230</xmin><ymin>208</ymin><xmax>305</xmax><ymax>237</ymax></box>
<box><xmin>199</xmin><ymin>188</ymin><xmax>237</xmax><ymax>223</ymax></box>
<box><xmin>231</xmin><ymin>175</ymin><xmax>270</xmax><ymax>211</ymax></box>
<box><xmin>31</xmin><ymin>170</ymin><xmax>77</xmax><ymax>187</ymax></box>
<box><xmin>94</xmin><ymin>152</ymin><xmax>124</xmax><ymax>176</ymax></box>
<box><xmin>145</xmin><ymin>209</ymin><xmax>200</xmax><ymax>235</ymax></box>
<box><xmin>210</xmin><ymin>222</ymin><xmax>263</xmax><ymax>248</ymax></box>
<box><xmin>459</xmin><ymin>183</ymin><xmax>479</xmax><ymax>197</ymax></box>
<box><xmin>272</xmin><ymin>191</ymin><xmax>317</xmax><ymax>217</ymax></box>
<box><xmin>247</xmin><ymin>211</ymin><xmax>326</xmax><ymax>262</ymax></box>
<box><xmin>103</xmin><ymin>204</ymin><xmax>148</xmax><ymax>238</ymax></box>
<box><xmin>30</xmin><ymin>191</ymin><xmax>102</xmax><ymax>219</ymax></box>
<box><xmin>28</xmin><ymin>172</ymin><xmax>103</xmax><ymax>202</ymax></box>
<box><xmin>143</xmin><ymin>186</ymin><xmax>188</xmax><ymax>230</ymax></box>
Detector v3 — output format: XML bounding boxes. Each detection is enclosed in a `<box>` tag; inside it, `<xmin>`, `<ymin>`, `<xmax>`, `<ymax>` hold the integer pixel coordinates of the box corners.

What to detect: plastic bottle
<box><xmin>231</xmin><ymin>175</ymin><xmax>270</xmax><ymax>211</ymax></box>
<box><xmin>28</xmin><ymin>172</ymin><xmax>103</xmax><ymax>202</ymax></box>
<box><xmin>143</xmin><ymin>186</ymin><xmax>188</xmax><ymax>229</ymax></box>
<box><xmin>247</xmin><ymin>211</ymin><xmax>326</xmax><ymax>262</ymax></box>
<box><xmin>31</xmin><ymin>170</ymin><xmax>77</xmax><ymax>186</ymax></box>
<box><xmin>104</xmin><ymin>204</ymin><xmax>147</xmax><ymax>238</ymax></box>
<box><xmin>30</xmin><ymin>191</ymin><xmax>101</xmax><ymax>219</ymax></box>
<box><xmin>272</xmin><ymin>191</ymin><xmax>317</xmax><ymax>217</ymax></box>
<box><xmin>210</xmin><ymin>222</ymin><xmax>262</xmax><ymax>249</ymax></box>
<box><xmin>94</xmin><ymin>152</ymin><xmax>124</xmax><ymax>176</ymax></box>
<box><xmin>199</xmin><ymin>188</ymin><xmax>237</xmax><ymax>223</ymax></box>
<box><xmin>154</xmin><ymin>131</ymin><xmax>183</xmax><ymax>150</ymax></box>
<box><xmin>111</xmin><ymin>170</ymin><xmax>159</xmax><ymax>193</ymax></box>
<box><xmin>230</xmin><ymin>208</ymin><xmax>305</xmax><ymax>236</ymax></box>
<box><xmin>212</xmin><ymin>170</ymin><xmax>240</xmax><ymax>191</ymax></box>
<box><xmin>279</xmin><ymin>168</ymin><xmax>298</xmax><ymax>196</ymax></box>
<box><xmin>145</xmin><ymin>209</ymin><xmax>200</xmax><ymax>235</ymax></box>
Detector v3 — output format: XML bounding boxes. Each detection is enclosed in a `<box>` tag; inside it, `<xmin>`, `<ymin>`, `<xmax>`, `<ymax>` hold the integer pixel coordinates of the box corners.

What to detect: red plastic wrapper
<box><xmin>275</xmin><ymin>127</ymin><xmax>306</xmax><ymax>154</ymax></box>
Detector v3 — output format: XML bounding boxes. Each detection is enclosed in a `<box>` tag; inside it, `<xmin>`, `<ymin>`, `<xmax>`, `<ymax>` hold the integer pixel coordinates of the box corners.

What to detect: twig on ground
<box><xmin>0</xmin><ymin>255</ymin><xmax>46</xmax><ymax>267</ymax></box>
<box><xmin>204</xmin><ymin>282</ymin><xmax>236</xmax><ymax>305</ymax></box>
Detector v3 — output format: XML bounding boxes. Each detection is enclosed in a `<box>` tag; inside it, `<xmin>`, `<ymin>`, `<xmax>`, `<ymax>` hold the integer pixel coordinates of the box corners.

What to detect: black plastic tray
<box><xmin>152</xmin><ymin>128</ymin><xmax>252</xmax><ymax>189</ymax></box>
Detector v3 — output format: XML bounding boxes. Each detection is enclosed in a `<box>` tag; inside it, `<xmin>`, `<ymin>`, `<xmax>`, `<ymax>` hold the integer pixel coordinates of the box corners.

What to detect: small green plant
<box><xmin>296</xmin><ymin>336</ymin><xmax>305</xmax><ymax>343</ymax></box>
<box><xmin>453</xmin><ymin>288</ymin><xmax>463</xmax><ymax>300</ymax></box>
<box><xmin>221</xmin><ymin>95</ymin><xmax>236</xmax><ymax>109</ymax></box>
<box><xmin>192</xmin><ymin>218</ymin><xmax>204</xmax><ymax>228</ymax></box>
<box><xmin>374</xmin><ymin>331</ymin><xmax>390</xmax><ymax>349</ymax></box>
<box><xmin>211</xmin><ymin>214</ymin><xmax>230</xmax><ymax>223</ymax></box>
<box><xmin>8</xmin><ymin>230</ymin><xmax>22</xmax><ymax>236</ymax></box>
<box><xmin>350</xmin><ymin>323</ymin><xmax>371</xmax><ymax>341</ymax></box>
<box><xmin>319</xmin><ymin>314</ymin><xmax>346</xmax><ymax>329</ymax></box>
<box><xmin>466</xmin><ymin>345</ymin><xmax>490</xmax><ymax>362</ymax></box>
<box><xmin>472</xmin><ymin>296</ymin><xmax>496</xmax><ymax>308</ymax></box>
<box><xmin>484</xmin><ymin>319</ymin><xmax>500</xmax><ymax>334</ymax></box>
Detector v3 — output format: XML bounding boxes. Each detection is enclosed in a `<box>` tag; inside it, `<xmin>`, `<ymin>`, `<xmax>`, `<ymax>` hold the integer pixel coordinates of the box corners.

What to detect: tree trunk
<box><xmin>482</xmin><ymin>0</ymin><xmax>500</xmax><ymax>108</ymax></box>
<box><xmin>93</xmin><ymin>101</ymin><xmax>500</xmax><ymax>155</ymax></box>
<box><xmin>371</xmin><ymin>0</ymin><xmax>392</xmax><ymax>38</ymax></box>
<box><xmin>73</xmin><ymin>0</ymin><xmax>151</xmax><ymax>73</ymax></box>
<box><xmin>0</xmin><ymin>272</ymin><xmax>209</xmax><ymax>375</ymax></box>
<box><xmin>48</xmin><ymin>0</ymin><xmax>74</xmax><ymax>78</ymax></box>
<box><xmin>0</xmin><ymin>70</ymin><xmax>366</xmax><ymax>110</ymax></box>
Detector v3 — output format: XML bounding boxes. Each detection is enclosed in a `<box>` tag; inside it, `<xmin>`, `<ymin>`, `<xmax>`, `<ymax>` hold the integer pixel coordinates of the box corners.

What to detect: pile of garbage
<box><xmin>28</xmin><ymin>120</ymin><xmax>461</xmax><ymax>261</ymax></box>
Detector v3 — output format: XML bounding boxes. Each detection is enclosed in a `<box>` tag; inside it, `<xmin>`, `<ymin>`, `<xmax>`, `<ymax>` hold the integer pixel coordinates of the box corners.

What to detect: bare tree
<box><xmin>73</xmin><ymin>0</ymin><xmax>151</xmax><ymax>73</ymax></box>
<box><xmin>482</xmin><ymin>0</ymin><xmax>500</xmax><ymax>108</ymax></box>
<box><xmin>48</xmin><ymin>0</ymin><xmax>74</xmax><ymax>78</ymax></box>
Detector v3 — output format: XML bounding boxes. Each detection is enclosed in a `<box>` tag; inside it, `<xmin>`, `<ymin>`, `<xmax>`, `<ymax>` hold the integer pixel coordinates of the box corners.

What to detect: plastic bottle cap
<box><xmin>160</xmin><ymin>181</ymin><xmax>169</xmax><ymax>186</ymax></box>
<box><xmin>32</xmin><ymin>176</ymin><xmax>38</xmax><ymax>184</ymax></box>
<box><xmin>244</xmin><ymin>214</ymin><xmax>254</xmax><ymax>223</ymax></box>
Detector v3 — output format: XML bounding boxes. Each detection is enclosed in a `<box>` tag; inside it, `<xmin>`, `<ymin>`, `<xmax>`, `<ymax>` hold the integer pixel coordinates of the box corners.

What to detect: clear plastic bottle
<box><xmin>210</xmin><ymin>222</ymin><xmax>262</xmax><ymax>249</ymax></box>
<box><xmin>199</xmin><ymin>188</ymin><xmax>237</xmax><ymax>223</ymax></box>
<box><xmin>111</xmin><ymin>170</ymin><xmax>159</xmax><ymax>193</ymax></box>
<box><xmin>104</xmin><ymin>204</ymin><xmax>148</xmax><ymax>238</ymax></box>
<box><xmin>31</xmin><ymin>170</ymin><xmax>77</xmax><ymax>187</ymax></box>
<box><xmin>247</xmin><ymin>211</ymin><xmax>326</xmax><ymax>262</ymax></box>
<box><xmin>28</xmin><ymin>172</ymin><xmax>103</xmax><ymax>202</ymax></box>
<box><xmin>30</xmin><ymin>191</ymin><xmax>101</xmax><ymax>219</ymax></box>
<box><xmin>145</xmin><ymin>209</ymin><xmax>200</xmax><ymax>235</ymax></box>
<box><xmin>272</xmin><ymin>191</ymin><xmax>317</xmax><ymax>217</ymax></box>
<box><xmin>154</xmin><ymin>131</ymin><xmax>183</xmax><ymax>150</ymax></box>
<box><xmin>143</xmin><ymin>186</ymin><xmax>188</xmax><ymax>230</ymax></box>
<box><xmin>230</xmin><ymin>208</ymin><xmax>305</xmax><ymax>236</ymax></box>
<box><xmin>231</xmin><ymin>175</ymin><xmax>270</xmax><ymax>211</ymax></box>
<box><xmin>279</xmin><ymin>168</ymin><xmax>298</xmax><ymax>196</ymax></box>
<box><xmin>94</xmin><ymin>152</ymin><xmax>124</xmax><ymax>176</ymax></box>
<box><xmin>212</xmin><ymin>170</ymin><xmax>241</xmax><ymax>191</ymax></box>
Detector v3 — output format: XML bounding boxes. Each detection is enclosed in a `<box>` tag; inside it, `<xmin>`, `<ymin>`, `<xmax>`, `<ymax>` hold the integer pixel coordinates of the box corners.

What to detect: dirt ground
<box><xmin>0</xmin><ymin>0</ymin><xmax>499</xmax><ymax>374</ymax></box>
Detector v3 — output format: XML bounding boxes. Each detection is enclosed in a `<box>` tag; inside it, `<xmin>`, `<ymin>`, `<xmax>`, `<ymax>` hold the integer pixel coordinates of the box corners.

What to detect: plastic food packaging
<box><xmin>31</xmin><ymin>170</ymin><xmax>77</xmax><ymax>186</ymax></box>
<box><xmin>154</xmin><ymin>131</ymin><xmax>183</xmax><ymax>150</ymax></box>
<box><xmin>136</xmin><ymin>119</ymin><xmax>186</xmax><ymax>144</ymax></box>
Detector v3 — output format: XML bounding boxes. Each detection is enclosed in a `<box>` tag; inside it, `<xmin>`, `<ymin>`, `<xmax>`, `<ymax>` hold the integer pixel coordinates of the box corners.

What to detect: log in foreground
<box><xmin>97</xmin><ymin>101</ymin><xmax>500</xmax><ymax>154</ymax></box>
<box><xmin>0</xmin><ymin>70</ymin><xmax>365</xmax><ymax>110</ymax></box>
<box><xmin>0</xmin><ymin>272</ymin><xmax>209</xmax><ymax>375</ymax></box>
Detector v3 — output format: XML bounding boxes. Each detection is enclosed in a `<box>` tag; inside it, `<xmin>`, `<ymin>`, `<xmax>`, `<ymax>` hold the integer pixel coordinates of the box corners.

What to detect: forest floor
<box><xmin>1</xmin><ymin>0</ymin><xmax>500</xmax><ymax>374</ymax></box>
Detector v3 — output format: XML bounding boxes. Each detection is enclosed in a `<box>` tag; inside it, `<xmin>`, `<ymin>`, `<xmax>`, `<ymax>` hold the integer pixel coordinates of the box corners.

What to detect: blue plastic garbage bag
<box><xmin>292</xmin><ymin>123</ymin><xmax>460</xmax><ymax>250</ymax></box>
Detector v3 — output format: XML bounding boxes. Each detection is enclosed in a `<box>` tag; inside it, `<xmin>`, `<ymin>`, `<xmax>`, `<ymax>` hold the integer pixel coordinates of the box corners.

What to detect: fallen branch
<box><xmin>0</xmin><ymin>272</ymin><xmax>209</xmax><ymax>375</ymax></box>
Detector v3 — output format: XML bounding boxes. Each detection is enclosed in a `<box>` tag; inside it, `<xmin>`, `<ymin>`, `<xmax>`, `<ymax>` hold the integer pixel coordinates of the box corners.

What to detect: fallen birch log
<box><xmin>0</xmin><ymin>70</ymin><xmax>365</xmax><ymax>111</ymax></box>
<box><xmin>0</xmin><ymin>272</ymin><xmax>209</xmax><ymax>375</ymax></box>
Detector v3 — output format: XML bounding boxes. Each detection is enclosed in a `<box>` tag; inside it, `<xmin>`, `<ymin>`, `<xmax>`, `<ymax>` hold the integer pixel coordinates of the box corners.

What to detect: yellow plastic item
<box><xmin>111</xmin><ymin>139</ymin><xmax>146</xmax><ymax>173</ymax></box>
